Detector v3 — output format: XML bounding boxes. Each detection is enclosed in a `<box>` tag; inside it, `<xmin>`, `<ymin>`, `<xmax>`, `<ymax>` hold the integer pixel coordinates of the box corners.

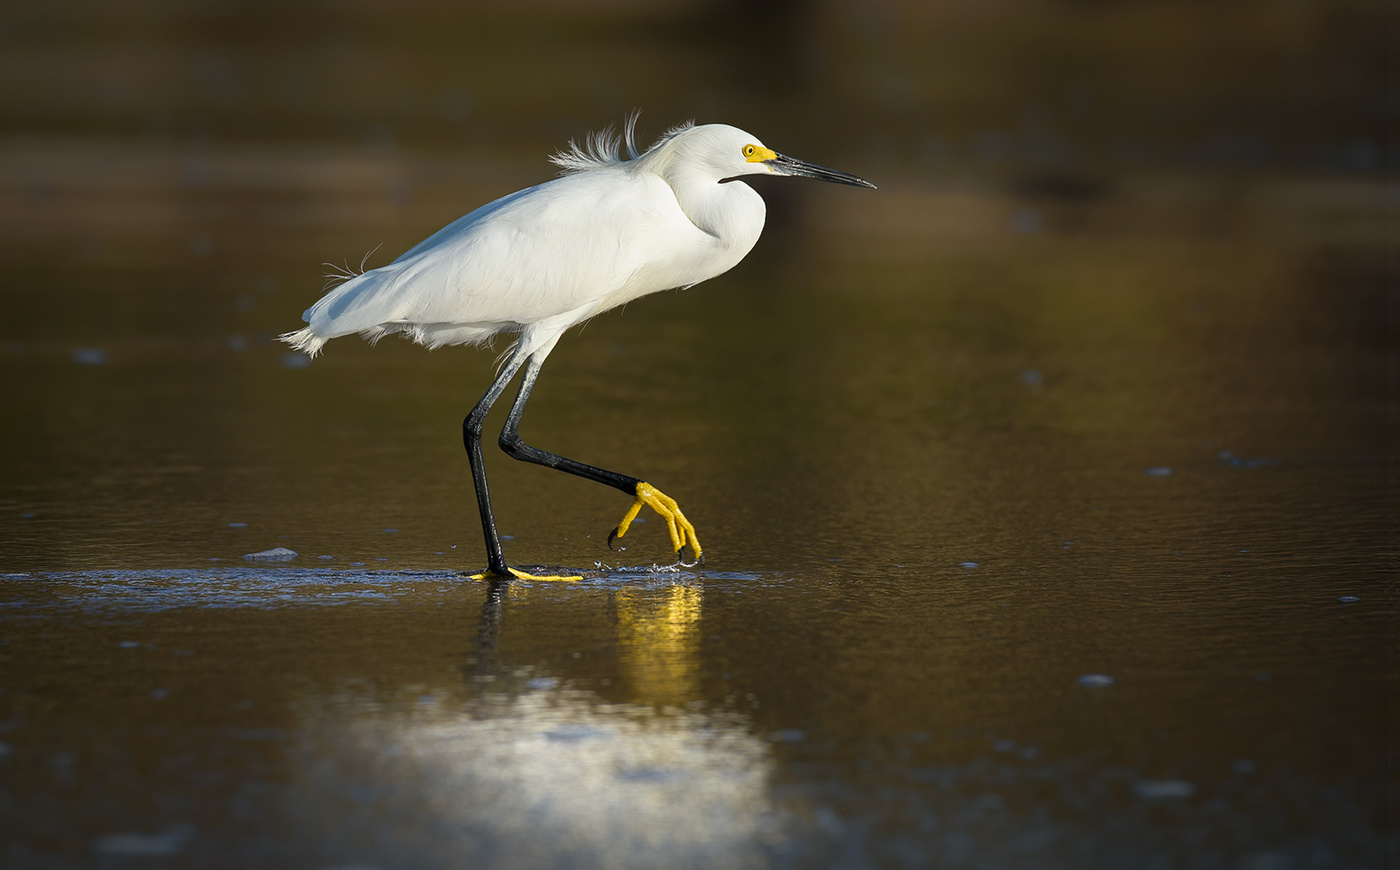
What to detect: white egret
<box><xmin>282</xmin><ymin>114</ymin><xmax>874</xmax><ymax>580</ymax></box>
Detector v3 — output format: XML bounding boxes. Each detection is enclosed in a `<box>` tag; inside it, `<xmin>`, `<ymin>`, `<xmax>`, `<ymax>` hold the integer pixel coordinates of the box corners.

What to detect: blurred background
<box><xmin>0</xmin><ymin>1</ymin><xmax>1391</xmax><ymax>867</ymax></box>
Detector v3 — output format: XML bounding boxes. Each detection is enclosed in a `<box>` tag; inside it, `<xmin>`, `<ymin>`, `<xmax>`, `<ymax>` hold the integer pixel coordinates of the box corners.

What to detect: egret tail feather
<box><xmin>280</xmin><ymin>327</ymin><xmax>325</xmax><ymax>357</ymax></box>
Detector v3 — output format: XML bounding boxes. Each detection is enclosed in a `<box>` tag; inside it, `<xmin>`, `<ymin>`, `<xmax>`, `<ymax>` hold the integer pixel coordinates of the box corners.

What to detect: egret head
<box><xmin>664</xmin><ymin>124</ymin><xmax>875</xmax><ymax>189</ymax></box>
<box><xmin>738</xmin><ymin>138</ymin><xmax>876</xmax><ymax>188</ymax></box>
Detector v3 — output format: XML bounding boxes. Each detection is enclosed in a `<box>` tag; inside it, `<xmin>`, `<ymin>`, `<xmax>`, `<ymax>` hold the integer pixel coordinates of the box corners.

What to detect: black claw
<box><xmin>607</xmin><ymin>528</ymin><xmax>621</xmax><ymax>551</ymax></box>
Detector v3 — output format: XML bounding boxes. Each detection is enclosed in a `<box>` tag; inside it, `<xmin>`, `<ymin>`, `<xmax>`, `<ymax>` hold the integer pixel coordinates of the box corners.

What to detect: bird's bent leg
<box><xmin>498</xmin><ymin>358</ymin><xmax>702</xmax><ymax>564</ymax></box>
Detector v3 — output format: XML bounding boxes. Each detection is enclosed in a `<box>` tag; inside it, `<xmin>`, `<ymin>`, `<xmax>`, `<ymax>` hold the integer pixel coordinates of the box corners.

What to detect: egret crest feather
<box><xmin>550</xmin><ymin>112</ymin><xmax>695</xmax><ymax>174</ymax></box>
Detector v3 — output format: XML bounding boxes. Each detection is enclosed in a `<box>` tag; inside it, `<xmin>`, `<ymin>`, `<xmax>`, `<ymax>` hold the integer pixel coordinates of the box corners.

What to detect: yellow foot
<box><xmin>467</xmin><ymin>567</ymin><xmax>582</xmax><ymax>582</ymax></box>
<box><xmin>607</xmin><ymin>481</ymin><xmax>703</xmax><ymax>564</ymax></box>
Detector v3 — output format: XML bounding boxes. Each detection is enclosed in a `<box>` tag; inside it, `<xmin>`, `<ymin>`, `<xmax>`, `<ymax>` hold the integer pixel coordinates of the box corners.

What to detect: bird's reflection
<box><xmin>303</xmin><ymin>573</ymin><xmax>784</xmax><ymax>865</ymax></box>
<box><xmin>468</xmin><ymin>576</ymin><xmax>511</xmax><ymax>677</ymax></box>
<box><xmin>614</xmin><ymin>584</ymin><xmax>703</xmax><ymax>706</ymax></box>
<box><xmin>463</xmin><ymin>572</ymin><xmax>704</xmax><ymax>706</ymax></box>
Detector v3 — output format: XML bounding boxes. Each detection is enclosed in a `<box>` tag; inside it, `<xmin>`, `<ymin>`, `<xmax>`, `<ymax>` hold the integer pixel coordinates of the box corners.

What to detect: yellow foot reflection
<box><xmin>467</xmin><ymin>566</ymin><xmax>582</xmax><ymax>582</ymax></box>
<box><xmin>607</xmin><ymin>481</ymin><xmax>703</xmax><ymax>564</ymax></box>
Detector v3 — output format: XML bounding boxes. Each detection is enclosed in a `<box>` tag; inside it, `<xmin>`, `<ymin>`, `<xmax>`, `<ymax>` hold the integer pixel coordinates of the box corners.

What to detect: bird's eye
<box><xmin>742</xmin><ymin>145</ymin><xmax>756</xmax><ymax>157</ymax></box>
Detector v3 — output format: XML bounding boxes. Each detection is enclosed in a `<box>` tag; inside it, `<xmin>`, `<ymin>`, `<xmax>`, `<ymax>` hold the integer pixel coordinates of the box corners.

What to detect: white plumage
<box><xmin>281</xmin><ymin>115</ymin><xmax>873</xmax><ymax>579</ymax></box>
<box><xmin>284</xmin><ymin>120</ymin><xmax>773</xmax><ymax>363</ymax></box>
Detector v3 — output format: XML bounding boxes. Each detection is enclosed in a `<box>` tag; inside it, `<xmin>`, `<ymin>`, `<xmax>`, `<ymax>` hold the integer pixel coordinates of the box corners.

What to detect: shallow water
<box><xmin>0</xmin><ymin>2</ymin><xmax>1393</xmax><ymax>867</ymax></box>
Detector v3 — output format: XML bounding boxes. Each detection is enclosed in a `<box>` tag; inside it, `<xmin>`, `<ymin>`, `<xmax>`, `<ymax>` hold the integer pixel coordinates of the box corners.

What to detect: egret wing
<box><xmin>302</xmin><ymin>170</ymin><xmax>701</xmax><ymax>348</ymax></box>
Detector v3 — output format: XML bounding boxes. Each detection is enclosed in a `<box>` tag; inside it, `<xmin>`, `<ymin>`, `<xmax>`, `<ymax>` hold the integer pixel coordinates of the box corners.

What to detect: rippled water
<box><xmin>0</xmin><ymin>2</ymin><xmax>1392</xmax><ymax>867</ymax></box>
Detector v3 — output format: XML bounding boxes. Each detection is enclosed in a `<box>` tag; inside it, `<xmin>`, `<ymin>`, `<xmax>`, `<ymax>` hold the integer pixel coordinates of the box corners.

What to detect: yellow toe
<box><xmin>610</xmin><ymin>481</ymin><xmax>702</xmax><ymax>561</ymax></box>
<box><xmin>468</xmin><ymin>567</ymin><xmax>582</xmax><ymax>582</ymax></box>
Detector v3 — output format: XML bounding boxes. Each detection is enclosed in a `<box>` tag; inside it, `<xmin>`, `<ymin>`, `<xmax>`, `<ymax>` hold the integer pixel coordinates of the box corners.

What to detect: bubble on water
<box><xmin>1145</xmin><ymin>466</ymin><xmax>1173</xmax><ymax>476</ymax></box>
<box><xmin>243</xmin><ymin>547</ymin><xmax>297</xmax><ymax>561</ymax></box>
<box><xmin>72</xmin><ymin>348</ymin><xmax>108</xmax><ymax>366</ymax></box>
<box><xmin>1337</xmin><ymin>595</ymin><xmax>1360</xmax><ymax>603</ymax></box>
<box><xmin>280</xmin><ymin>353</ymin><xmax>312</xmax><ymax>369</ymax></box>
<box><xmin>227</xmin><ymin>522</ymin><xmax>248</xmax><ymax>529</ymax></box>
<box><xmin>1077</xmin><ymin>673</ymin><xmax>1116</xmax><ymax>687</ymax></box>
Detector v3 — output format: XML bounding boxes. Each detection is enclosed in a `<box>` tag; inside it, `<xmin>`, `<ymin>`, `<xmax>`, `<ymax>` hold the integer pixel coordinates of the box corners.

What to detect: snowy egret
<box><xmin>282</xmin><ymin>114</ymin><xmax>874</xmax><ymax>580</ymax></box>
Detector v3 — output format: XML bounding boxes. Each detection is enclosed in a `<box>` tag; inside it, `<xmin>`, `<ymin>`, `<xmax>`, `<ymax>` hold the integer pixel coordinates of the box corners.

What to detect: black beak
<box><xmin>767</xmin><ymin>153</ymin><xmax>876</xmax><ymax>189</ymax></box>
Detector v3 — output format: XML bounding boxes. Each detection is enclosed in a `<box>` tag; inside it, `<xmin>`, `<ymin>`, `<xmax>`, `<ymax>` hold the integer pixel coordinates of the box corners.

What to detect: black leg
<box><xmin>497</xmin><ymin>357</ymin><xmax>702</xmax><ymax>562</ymax></box>
<box><xmin>463</xmin><ymin>353</ymin><xmax>527</xmax><ymax>577</ymax></box>
<box><xmin>498</xmin><ymin>356</ymin><xmax>642</xmax><ymax>495</ymax></box>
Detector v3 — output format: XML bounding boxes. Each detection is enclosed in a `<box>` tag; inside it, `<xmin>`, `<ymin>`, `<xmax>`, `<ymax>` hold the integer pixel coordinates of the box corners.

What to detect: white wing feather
<box><xmin>285</xmin><ymin>167</ymin><xmax>716</xmax><ymax>357</ymax></box>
